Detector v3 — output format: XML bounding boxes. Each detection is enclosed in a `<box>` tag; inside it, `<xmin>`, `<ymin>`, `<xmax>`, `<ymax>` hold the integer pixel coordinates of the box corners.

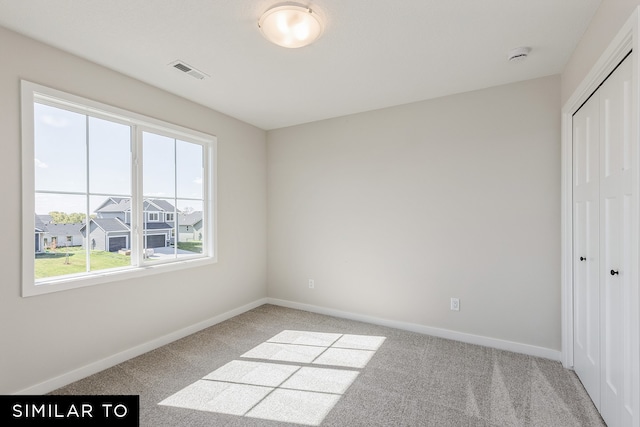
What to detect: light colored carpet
<box><xmin>52</xmin><ymin>304</ymin><xmax>605</xmax><ymax>426</ymax></box>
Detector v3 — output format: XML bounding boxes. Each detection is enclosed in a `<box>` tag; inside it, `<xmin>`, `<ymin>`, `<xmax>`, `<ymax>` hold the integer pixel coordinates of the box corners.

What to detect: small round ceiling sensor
<box><xmin>508</xmin><ymin>47</ymin><xmax>531</xmax><ymax>62</ymax></box>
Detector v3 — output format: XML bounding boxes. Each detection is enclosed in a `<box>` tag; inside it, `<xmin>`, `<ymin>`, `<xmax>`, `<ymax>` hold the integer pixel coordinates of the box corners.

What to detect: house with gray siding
<box><xmin>34</xmin><ymin>215</ymin><xmax>83</xmax><ymax>252</ymax></box>
<box><xmin>46</xmin><ymin>223</ymin><xmax>84</xmax><ymax>247</ymax></box>
<box><xmin>82</xmin><ymin>218</ymin><xmax>131</xmax><ymax>252</ymax></box>
<box><xmin>80</xmin><ymin>197</ymin><xmax>176</xmax><ymax>252</ymax></box>
<box><xmin>177</xmin><ymin>211</ymin><xmax>203</xmax><ymax>242</ymax></box>
<box><xmin>34</xmin><ymin>215</ymin><xmax>47</xmax><ymax>254</ymax></box>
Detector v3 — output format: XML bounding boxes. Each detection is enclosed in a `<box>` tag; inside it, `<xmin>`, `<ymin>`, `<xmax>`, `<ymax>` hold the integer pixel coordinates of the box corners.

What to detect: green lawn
<box><xmin>177</xmin><ymin>241</ymin><xmax>202</xmax><ymax>253</ymax></box>
<box><xmin>35</xmin><ymin>247</ymin><xmax>130</xmax><ymax>279</ymax></box>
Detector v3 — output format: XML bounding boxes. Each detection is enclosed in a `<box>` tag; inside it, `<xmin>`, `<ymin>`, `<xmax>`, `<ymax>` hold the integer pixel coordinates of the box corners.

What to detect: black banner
<box><xmin>0</xmin><ymin>396</ymin><xmax>139</xmax><ymax>426</ymax></box>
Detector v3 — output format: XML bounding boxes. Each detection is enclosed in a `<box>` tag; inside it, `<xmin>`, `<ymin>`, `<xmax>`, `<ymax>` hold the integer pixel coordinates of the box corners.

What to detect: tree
<box><xmin>48</xmin><ymin>211</ymin><xmax>86</xmax><ymax>224</ymax></box>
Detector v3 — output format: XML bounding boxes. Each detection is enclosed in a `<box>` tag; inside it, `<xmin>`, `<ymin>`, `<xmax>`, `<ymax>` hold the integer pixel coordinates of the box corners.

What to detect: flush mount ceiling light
<box><xmin>258</xmin><ymin>4</ymin><xmax>324</xmax><ymax>48</ymax></box>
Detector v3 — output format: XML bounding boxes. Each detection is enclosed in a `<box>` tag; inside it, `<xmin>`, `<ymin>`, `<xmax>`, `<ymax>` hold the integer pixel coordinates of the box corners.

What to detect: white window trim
<box><xmin>166</xmin><ymin>213</ymin><xmax>175</xmax><ymax>222</ymax></box>
<box><xmin>22</xmin><ymin>81</ymin><xmax>218</xmax><ymax>297</ymax></box>
<box><xmin>147</xmin><ymin>212</ymin><xmax>160</xmax><ymax>222</ymax></box>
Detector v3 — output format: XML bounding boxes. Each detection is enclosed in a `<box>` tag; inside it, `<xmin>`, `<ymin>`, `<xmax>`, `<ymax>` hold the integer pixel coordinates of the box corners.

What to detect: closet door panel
<box><xmin>573</xmin><ymin>93</ymin><xmax>601</xmax><ymax>407</ymax></box>
<box><xmin>622</xmin><ymin>193</ymin><xmax>633</xmax><ymax>426</ymax></box>
<box><xmin>619</xmin><ymin>66</ymin><xmax>634</xmax><ymax>427</ymax></box>
<box><xmin>602</xmin><ymin>195</ymin><xmax>622</xmax><ymax>427</ymax></box>
<box><xmin>598</xmin><ymin>56</ymin><xmax>632</xmax><ymax>427</ymax></box>
<box><xmin>618</xmin><ymin>57</ymin><xmax>634</xmax><ymax>427</ymax></box>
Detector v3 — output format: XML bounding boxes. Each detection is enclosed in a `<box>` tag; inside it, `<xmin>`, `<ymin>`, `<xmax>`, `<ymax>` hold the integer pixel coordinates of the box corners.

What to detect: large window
<box><xmin>22</xmin><ymin>81</ymin><xmax>216</xmax><ymax>296</ymax></box>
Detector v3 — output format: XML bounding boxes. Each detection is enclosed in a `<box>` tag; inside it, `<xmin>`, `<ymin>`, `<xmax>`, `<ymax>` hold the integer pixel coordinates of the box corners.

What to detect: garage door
<box><xmin>145</xmin><ymin>234</ymin><xmax>165</xmax><ymax>248</ymax></box>
<box><xmin>109</xmin><ymin>236</ymin><xmax>127</xmax><ymax>252</ymax></box>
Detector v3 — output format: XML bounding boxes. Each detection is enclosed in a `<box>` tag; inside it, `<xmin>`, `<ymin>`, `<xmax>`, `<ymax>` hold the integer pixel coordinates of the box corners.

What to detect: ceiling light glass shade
<box><xmin>259</xmin><ymin>5</ymin><xmax>324</xmax><ymax>48</ymax></box>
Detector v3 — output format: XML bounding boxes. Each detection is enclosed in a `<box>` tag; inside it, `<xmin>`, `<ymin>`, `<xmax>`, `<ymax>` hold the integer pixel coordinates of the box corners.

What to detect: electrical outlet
<box><xmin>450</xmin><ymin>298</ymin><xmax>460</xmax><ymax>311</ymax></box>
<box><xmin>308</xmin><ymin>279</ymin><xmax>315</xmax><ymax>289</ymax></box>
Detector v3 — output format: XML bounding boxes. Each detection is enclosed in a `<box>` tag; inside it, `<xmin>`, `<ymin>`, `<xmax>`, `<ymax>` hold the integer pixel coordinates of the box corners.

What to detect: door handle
<box><xmin>579</xmin><ymin>257</ymin><xmax>586</xmax><ymax>261</ymax></box>
<box><xmin>610</xmin><ymin>269</ymin><xmax>619</xmax><ymax>276</ymax></box>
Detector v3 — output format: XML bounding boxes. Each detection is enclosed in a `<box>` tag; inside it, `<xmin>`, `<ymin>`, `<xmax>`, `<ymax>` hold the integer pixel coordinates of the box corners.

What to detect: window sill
<box><xmin>23</xmin><ymin>256</ymin><xmax>217</xmax><ymax>297</ymax></box>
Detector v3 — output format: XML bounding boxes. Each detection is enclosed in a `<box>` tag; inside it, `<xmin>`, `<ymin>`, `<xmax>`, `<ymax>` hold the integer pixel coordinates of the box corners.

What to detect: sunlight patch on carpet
<box><xmin>241</xmin><ymin>342</ymin><xmax>326</xmax><ymax>363</ymax></box>
<box><xmin>159</xmin><ymin>330</ymin><xmax>386</xmax><ymax>426</ymax></box>
<box><xmin>203</xmin><ymin>360</ymin><xmax>299</xmax><ymax>387</ymax></box>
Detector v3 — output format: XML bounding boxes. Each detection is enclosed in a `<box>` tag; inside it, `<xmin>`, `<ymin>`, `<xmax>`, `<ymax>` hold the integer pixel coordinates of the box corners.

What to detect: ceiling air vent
<box><xmin>169</xmin><ymin>60</ymin><xmax>209</xmax><ymax>80</ymax></box>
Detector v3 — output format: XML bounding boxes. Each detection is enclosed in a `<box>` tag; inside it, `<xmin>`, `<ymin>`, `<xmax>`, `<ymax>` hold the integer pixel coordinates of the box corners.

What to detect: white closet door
<box><xmin>598</xmin><ymin>55</ymin><xmax>633</xmax><ymax>427</ymax></box>
<box><xmin>573</xmin><ymin>54</ymin><xmax>634</xmax><ymax>427</ymax></box>
<box><xmin>572</xmin><ymin>89</ymin><xmax>601</xmax><ymax>408</ymax></box>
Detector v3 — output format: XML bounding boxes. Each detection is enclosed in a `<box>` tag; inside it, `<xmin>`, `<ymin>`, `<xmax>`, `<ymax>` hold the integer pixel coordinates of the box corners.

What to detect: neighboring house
<box><xmin>80</xmin><ymin>197</ymin><xmax>177</xmax><ymax>252</ymax></box>
<box><xmin>34</xmin><ymin>215</ymin><xmax>47</xmax><ymax>254</ymax></box>
<box><xmin>94</xmin><ymin>197</ymin><xmax>178</xmax><ymax>224</ymax></box>
<box><xmin>45</xmin><ymin>223</ymin><xmax>84</xmax><ymax>247</ymax></box>
<box><xmin>34</xmin><ymin>215</ymin><xmax>83</xmax><ymax>253</ymax></box>
<box><xmin>81</xmin><ymin>218</ymin><xmax>131</xmax><ymax>252</ymax></box>
<box><xmin>177</xmin><ymin>211</ymin><xmax>203</xmax><ymax>242</ymax></box>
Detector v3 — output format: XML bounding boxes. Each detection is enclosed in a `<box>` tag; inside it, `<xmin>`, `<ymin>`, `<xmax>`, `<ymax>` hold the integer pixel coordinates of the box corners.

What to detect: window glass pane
<box><xmin>143</xmin><ymin>132</ymin><xmax>175</xmax><ymax>198</ymax></box>
<box><xmin>34</xmin><ymin>103</ymin><xmax>86</xmax><ymax>193</ymax></box>
<box><xmin>89</xmin><ymin>117</ymin><xmax>131</xmax><ymax>195</ymax></box>
<box><xmin>177</xmin><ymin>140</ymin><xmax>203</xmax><ymax>199</ymax></box>
<box><xmin>34</xmin><ymin>193</ymin><xmax>133</xmax><ymax>280</ymax></box>
<box><xmin>86</xmin><ymin>118</ymin><xmax>133</xmax><ymax>273</ymax></box>
<box><xmin>176</xmin><ymin>200</ymin><xmax>203</xmax><ymax>256</ymax></box>
<box><xmin>35</xmin><ymin>192</ymin><xmax>87</xmax><ymax>217</ymax></box>
<box><xmin>88</xmin><ymin>195</ymin><xmax>132</xmax><ymax>272</ymax></box>
<box><xmin>142</xmin><ymin>197</ymin><xmax>175</xmax><ymax>261</ymax></box>
<box><xmin>34</xmin><ymin>193</ymin><xmax>87</xmax><ymax>280</ymax></box>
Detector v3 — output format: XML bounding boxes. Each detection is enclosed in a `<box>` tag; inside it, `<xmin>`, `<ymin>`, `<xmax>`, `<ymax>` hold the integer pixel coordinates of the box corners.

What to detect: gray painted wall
<box><xmin>267</xmin><ymin>75</ymin><xmax>561</xmax><ymax>351</ymax></box>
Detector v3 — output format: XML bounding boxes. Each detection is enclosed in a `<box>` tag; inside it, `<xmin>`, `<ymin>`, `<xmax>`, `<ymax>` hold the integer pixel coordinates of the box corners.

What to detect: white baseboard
<box><xmin>266</xmin><ymin>298</ymin><xmax>561</xmax><ymax>361</ymax></box>
<box><xmin>15</xmin><ymin>298</ymin><xmax>269</xmax><ymax>395</ymax></box>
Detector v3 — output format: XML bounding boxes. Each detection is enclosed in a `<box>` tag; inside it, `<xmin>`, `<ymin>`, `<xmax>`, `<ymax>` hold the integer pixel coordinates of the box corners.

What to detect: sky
<box><xmin>34</xmin><ymin>103</ymin><xmax>205</xmax><ymax>215</ymax></box>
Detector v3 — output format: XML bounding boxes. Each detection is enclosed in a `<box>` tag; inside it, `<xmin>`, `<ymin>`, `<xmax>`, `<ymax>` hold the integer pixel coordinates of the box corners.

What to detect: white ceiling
<box><xmin>0</xmin><ymin>0</ymin><xmax>601</xmax><ymax>130</ymax></box>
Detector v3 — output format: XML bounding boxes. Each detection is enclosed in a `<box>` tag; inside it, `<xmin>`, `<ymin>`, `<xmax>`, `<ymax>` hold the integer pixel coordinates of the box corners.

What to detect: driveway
<box><xmin>147</xmin><ymin>246</ymin><xmax>197</xmax><ymax>260</ymax></box>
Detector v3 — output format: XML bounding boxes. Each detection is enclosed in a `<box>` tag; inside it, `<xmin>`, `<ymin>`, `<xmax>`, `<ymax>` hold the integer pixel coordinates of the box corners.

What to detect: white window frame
<box><xmin>22</xmin><ymin>81</ymin><xmax>217</xmax><ymax>297</ymax></box>
<box><xmin>147</xmin><ymin>212</ymin><xmax>160</xmax><ymax>222</ymax></box>
<box><xmin>166</xmin><ymin>213</ymin><xmax>174</xmax><ymax>222</ymax></box>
